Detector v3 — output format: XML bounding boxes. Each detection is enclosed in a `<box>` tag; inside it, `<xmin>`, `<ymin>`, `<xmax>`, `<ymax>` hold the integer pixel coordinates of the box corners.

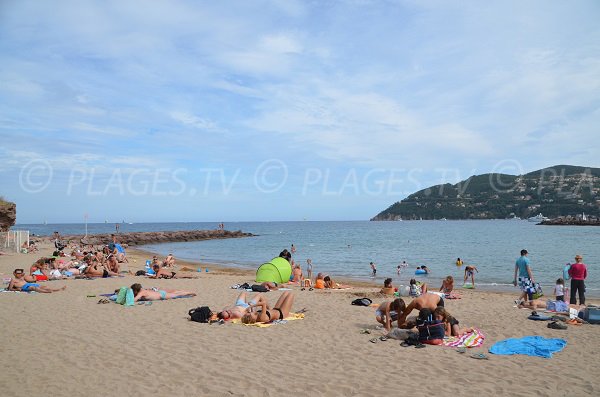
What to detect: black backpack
<box><xmin>351</xmin><ymin>297</ymin><xmax>373</xmax><ymax>306</ymax></box>
<box><xmin>251</xmin><ymin>284</ymin><xmax>269</xmax><ymax>292</ymax></box>
<box><xmin>189</xmin><ymin>306</ymin><xmax>212</xmax><ymax>323</ymax></box>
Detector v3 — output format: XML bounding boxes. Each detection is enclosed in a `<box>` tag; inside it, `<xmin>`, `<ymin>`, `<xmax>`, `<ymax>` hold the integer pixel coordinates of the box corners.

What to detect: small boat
<box><xmin>528</xmin><ymin>213</ymin><xmax>549</xmax><ymax>223</ymax></box>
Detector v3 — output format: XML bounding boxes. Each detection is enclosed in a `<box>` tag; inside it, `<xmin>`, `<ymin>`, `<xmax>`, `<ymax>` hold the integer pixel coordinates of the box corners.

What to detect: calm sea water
<box><xmin>13</xmin><ymin>220</ymin><xmax>600</xmax><ymax>296</ymax></box>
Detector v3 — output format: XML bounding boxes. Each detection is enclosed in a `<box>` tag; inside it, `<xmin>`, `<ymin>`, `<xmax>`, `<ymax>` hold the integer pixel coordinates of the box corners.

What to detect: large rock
<box><xmin>55</xmin><ymin>229</ymin><xmax>254</xmax><ymax>246</ymax></box>
<box><xmin>0</xmin><ymin>198</ymin><xmax>16</xmax><ymax>232</ymax></box>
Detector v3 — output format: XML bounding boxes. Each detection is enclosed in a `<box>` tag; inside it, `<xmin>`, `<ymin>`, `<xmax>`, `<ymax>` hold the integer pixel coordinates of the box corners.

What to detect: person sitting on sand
<box><xmin>84</xmin><ymin>260</ymin><xmax>119</xmax><ymax>278</ymax></box>
<box><xmin>375</xmin><ymin>298</ymin><xmax>406</xmax><ymax>331</ymax></box>
<box><xmin>130</xmin><ymin>283</ymin><xmax>196</xmax><ymax>301</ymax></box>
<box><xmin>106</xmin><ymin>254</ymin><xmax>120</xmax><ymax>274</ymax></box>
<box><xmin>163</xmin><ymin>253</ymin><xmax>176</xmax><ymax>268</ymax></box>
<box><xmin>380</xmin><ymin>278</ymin><xmax>395</xmax><ymax>295</ymax></box>
<box><xmin>434</xmin><ymin>306</ymin><xmax>472</xmax><ymax>337</ymax></box>
<box><xmin>8</xmin><ymin>269</ymin><xmax>66</xmax><ymax>293</ymax></box>
<box><xmin>440</xmin><ymin>276</ymin><xmax>454</xmax><ymax>295</ymax></box>
<box><xmin>217</xmin><ymin>292</ymin><xmax>268</xmax><ymax>320</ymax></box>
<box><xmin>291</xmin><ymin>264</ymin><xmax>302</xmax><ymax>282</ymax></box>
<box><xmin>409</xmin><ymin>278</ymin><xmax>427</xmax><ymax>297</ymax></box>
<box><xmin>397</xmin><ymin>293</ymin><xmax>444</xmax><ymax>328</ymax></box>
<box><xmin>241</xmin><ymin>291</ymin><xmax>296</xmax><ymax>324</ymax></box>
<box><xmin>314</xmin><ymin>273</ymin><xmax>325</xmax><ymax>289</ymax></box>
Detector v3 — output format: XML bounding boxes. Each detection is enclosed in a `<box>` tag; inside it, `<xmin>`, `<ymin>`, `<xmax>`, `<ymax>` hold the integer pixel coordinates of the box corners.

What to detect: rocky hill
<box><xmin>0</xmin><ymin>197</ymin><xmax>16</xmax><ymax>231</ymax></box>
<box><xmin>372</xmin><ymin>165</ymin><xmax>600</xmax><ymax>221</ymax></box>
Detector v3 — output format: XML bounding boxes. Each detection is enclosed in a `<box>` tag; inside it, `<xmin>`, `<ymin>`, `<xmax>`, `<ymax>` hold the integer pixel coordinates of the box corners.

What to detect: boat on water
<box><xmin>528</xmin><ymin>213</ymin><xmax>549</xmax><ymax>223</ymax></box>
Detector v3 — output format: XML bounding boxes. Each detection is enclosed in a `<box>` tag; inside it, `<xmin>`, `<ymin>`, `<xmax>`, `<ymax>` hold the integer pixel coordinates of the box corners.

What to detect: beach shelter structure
<box><xmin>256</xmin><ymin>257</ymin><xmax>292</xmax><ymax>283</ymax></box>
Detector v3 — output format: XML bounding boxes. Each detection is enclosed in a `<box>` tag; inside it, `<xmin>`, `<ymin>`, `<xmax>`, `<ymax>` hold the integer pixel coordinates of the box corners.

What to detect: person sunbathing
<box><xmin>8</xmin><ymin>269</ymin><xmax>66</xmax><ymax>293</ymax></box>
<box><xmin>241</xmin><ymin>291</ymin><xmax>295</xmax><ymax>324</ymax></box>
<box><xmin>517</xmin><ymin>298</ymin><xmax>548</xmax><ymax>309</ymax></box>
<box><xmin>85</xmin><ymin>261</ymin><xmax>119</xmax><ymax>278</ymax></box>
<box><xmin>260</xmin><ymin>281</ymin><xmax>279</xmax><ymax>290</ymax></box>
<box><xmin>130</xmin><ymin>283</ymin><xmax>196</xmax><ymax>301</ymax></box>
<box><xmin>149</xmin><ymin>264</ymin><xmax>197</xmax><ymax>279</ymax></box>
<box><xmin>163</xmin><ymin>253</ymin><xmax>176</xmax><ymax>268</ymax></box>
<box><xmin>440</xmin><ymin>276</ymin><xmax>454</xmax><ymax>295</ymax></box>
<box><xmin>323</xmin><ymin>275</ymin><xmax>350</xmax><ymax>289</ymax></box>
<box><xmin>217</xmin><ymin>292</ymin><xmax>268</xmax><ymax>320</ymax></box>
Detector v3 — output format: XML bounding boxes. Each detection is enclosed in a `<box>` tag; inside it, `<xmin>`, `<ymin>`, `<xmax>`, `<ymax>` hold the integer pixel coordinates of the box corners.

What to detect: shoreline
<box><xmin>2</xmin><ymin>241</ymin><xmax>600</xmax><ymax>396</ymax></box>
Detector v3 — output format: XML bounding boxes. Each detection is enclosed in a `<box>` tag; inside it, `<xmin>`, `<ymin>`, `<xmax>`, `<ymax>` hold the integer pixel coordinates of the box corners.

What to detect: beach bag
<box><xmin>546</xmin><ymin>300</ymin><xmax>556</xmax><ymax>311</ymax></box>
<box><xmin>578</xmin><ymin>307</ymin><xmax>600</xmax><ymax>324</ymax></box>
<box><xmin>135</xmin><ymin>270</ymin><xmax>146</xmax><ymax>276</ymax></box>
<box><xmin>531</xmin><ymin>283</ymin><xmax>543</xmax><ymax>299</ymax></box>
<box><xmin>251</xmin><ymin>284</ymin><xmax>269</xmax><ymax>292</ymax></box>
<box><xmin>189</xmin><ymin>306</ymin><xmax>212</xmax><ymax>323</ymax></box>
<box><xmin>351</xmin><ymin>297</ymin><xmax>372</xmax><ymax>306</ymax></box>
<box><xmin>555</xmin><ymin>300</ymin><xmax>569</xmax><ymax>312</ymax></box>
<box><xmin>417</xmin><ymin>320</ymin><xmax>445</xmax><ymax>341</ymax></box>
<box><xmin>563</xmin><ymin>263</ymin><xmax>571</xmax><ymax>281</ymax></box>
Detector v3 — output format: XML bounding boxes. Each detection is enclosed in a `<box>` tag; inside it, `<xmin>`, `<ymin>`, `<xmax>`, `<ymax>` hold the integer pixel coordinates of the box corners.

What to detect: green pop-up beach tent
<box><xmin>255</xmin><ymin>257</ymin><xmax>292</xmax><ymax>284</ymax></box>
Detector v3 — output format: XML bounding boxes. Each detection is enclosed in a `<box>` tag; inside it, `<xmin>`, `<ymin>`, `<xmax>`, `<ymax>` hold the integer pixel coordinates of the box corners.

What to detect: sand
<box><xmin>1</xmin><ymin>242</ymin><xmax>599</xmax><ymax>397</ymax></box>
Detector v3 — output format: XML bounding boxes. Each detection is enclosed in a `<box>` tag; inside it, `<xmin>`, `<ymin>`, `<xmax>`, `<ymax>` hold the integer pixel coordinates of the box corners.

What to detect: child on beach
<box><xmin>439</xmin><ymin>276</ymin><xmax>454</xmax><ymax>295</ymax></box>
<box><xmin>433</xmin><ymin>306</ymin><xmax>472</xmax><ymax>337</ymax></box>
<box><xmin>306</xmin><ymin>259</ymin><xmax>313</xmax><ymax>281</ymax></box>
<box><xmin>554</xmin><ymin>278</ymin><xmax>565</xmax><ymax>301</ymax></box>
<box><xmin>380</xmin><ymin>278</ymin><xmax>395</xmax><ymax>295</ymax></box>
<box><xmin>409</xmin><ymin>279</ymin><xmax>427</xmax><ymax>297</ymax></box>
<box><xmin>375</xmin><ymin>298</ymin><xmax>406</xmax><ymax>331</ymax></box>
<box><xmin>370</xmin><ymin>262</ymin><xmax>377</xmax><ymax>277</ymax></box>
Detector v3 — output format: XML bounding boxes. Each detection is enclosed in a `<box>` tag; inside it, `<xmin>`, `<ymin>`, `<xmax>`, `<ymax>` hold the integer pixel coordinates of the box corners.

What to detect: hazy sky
<box><xmin>1</xmin><ymin>0</ymin><xmax>599</xmax><ymax>223</ymax></box>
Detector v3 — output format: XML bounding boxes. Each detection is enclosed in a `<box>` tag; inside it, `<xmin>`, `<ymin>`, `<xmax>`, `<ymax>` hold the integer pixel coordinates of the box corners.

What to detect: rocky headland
<box><xmin>0</xmin><ymin>198</ymin><xmax>17</xmax><ymax>232</ymax></box>
<box><xmin>40</xmin><ymin>229</ymin><xmax>254</xmax><ymax>247</ymax></box>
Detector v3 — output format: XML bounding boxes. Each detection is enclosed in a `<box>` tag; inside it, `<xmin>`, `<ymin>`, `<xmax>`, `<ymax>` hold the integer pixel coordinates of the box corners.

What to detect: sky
<box><xmin>1</xmin><ymin>0</ymin><xmax>599</xmax><ymax>223</ymax></box>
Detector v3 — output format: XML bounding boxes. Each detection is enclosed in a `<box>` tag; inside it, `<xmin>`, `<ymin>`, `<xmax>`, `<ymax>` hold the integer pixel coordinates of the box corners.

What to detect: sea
<box><xmin>13</xmin><ymin>220</ymin><xmax>600</xmax><ymax>297</ymax></box>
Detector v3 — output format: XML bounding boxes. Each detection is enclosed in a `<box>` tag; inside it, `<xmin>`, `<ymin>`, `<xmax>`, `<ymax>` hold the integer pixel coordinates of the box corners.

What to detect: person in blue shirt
<box><xmin>513</xmin><ymin>249</ymin><xmax>535</xmax><ymax>305</ymax></box>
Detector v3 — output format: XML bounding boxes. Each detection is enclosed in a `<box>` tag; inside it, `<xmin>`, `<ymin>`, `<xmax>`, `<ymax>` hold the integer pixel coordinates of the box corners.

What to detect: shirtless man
<box><xmin>106</xmin><ymin>254</ymin><xmax>120</xmax><ymax>274</ymax></box>
<box><xmin>397</xmin><ymin>293</ymin><xmax>445</xmax><ymax>328</ymax></box>
<box><xmin>464</xmin><ymin>265</ymin><xmax>479</xmax><ymax>287</ymax></box>
<box><xmin>216</xmin><ymin>292</ymin><xmax>268</xmax><ymax>320</ymax></box>
<box><xmin>130</xmin><ymin>283</ymin><xmax>196</xmax><ymax>301</ymax></box>
<box><xmin>8</xmin><ymin>269</ymin><xmax>66</xmax><ymax>293</ymax></box>
<box><xmin>84</xmin><ymin>261</ymin><xmax>119</xmax><ymax>278</ymax></box>
<box><xmin>163</xmin><ymin>253</ymin><xmax>176</xmax><ymax>268</ymax></box>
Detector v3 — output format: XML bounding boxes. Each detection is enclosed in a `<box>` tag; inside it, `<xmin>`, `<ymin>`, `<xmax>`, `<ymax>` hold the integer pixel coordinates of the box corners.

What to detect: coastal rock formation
<box><xmin>372</xmin><ymin>164</ymin><xmax>600</xmax><ymax>221</ymax></box>
<box><xmin>48</xmin><ymin>229</ymin><xmax>253</xmax><ymax>247</ymax></box>
<box><xmin>0</xmin><ymin>198</ymin><xmax>16</xmax><ymax>232</ymax></box>
<box><xmin>540</xmin><ymin>215</ymin><xmax>600</xmax><ymax>226</ymax></box>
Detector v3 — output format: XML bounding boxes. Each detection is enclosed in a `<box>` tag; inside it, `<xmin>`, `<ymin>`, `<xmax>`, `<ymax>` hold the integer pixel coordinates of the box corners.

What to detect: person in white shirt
<box><xmin>554</xmin><ymin>278</ymin><xmax>565</xmax><ymax>301</ymax></box>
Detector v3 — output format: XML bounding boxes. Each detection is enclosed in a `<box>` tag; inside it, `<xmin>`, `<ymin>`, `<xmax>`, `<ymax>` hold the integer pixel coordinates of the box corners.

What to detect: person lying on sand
<box><xmin>375</xmin><ymin>298</ymin><xmax>406</xmax><ymax>331</ymax></box>
<box><xmin>517</xmin><ymin>298</ymin><xmax>548</xmax><ymax>309</ymax></box>
<box><xmin>397</xmin><ymin>293</ymin><xmax>444</xmax><ymax>328</ymax></box>
<box><xmin>8</xmin><ymin>269</ymin><xmax>66</xmax><ymax>293</ymax></box>
<box><xmin>261</xmin><ymin>281</ymin><xmax>279</xmax><ymax>290</ymax></box>
<box><xmin>130</xmin><ymin>283</ymin><xmax>196</xmax><ymax>301</ymax></box>
<box><xmin>217</xmin><ymin>292</ymin><xmax>268</xmax><ymax>320</ymax></box>
<box><xmin>149</xmin><ymin>264</ymin><xmax>197</xmax><ymax>279</ymax></box>
<box><xmin>241</xmin><ymin>291</ymin><xmax>295</xmax><ymax>324</ymax></box>
<box><xmin>85</xmin><ymin>261</ymin><xmax>119</xmax><ymax>278</ymax></box>
<box><xmin>323</xmin><ymin>275</ymin><xmax>350</xmax><ymax>289</ymax></box>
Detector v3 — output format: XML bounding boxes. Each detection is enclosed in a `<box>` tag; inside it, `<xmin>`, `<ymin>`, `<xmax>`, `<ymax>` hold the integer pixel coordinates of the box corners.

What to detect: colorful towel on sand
<box><xmin>489</xmin><ymin>336</ymin><xmax>567</xmax><ymax>358</ymax></box>
<box><xmin>232</xmin><ymin>312</ymin><xmax>305</xmax><ymax>327</ymax></box>
<box><xmin>442</xmin><ymin>328</ymin><xmax>485</xmax><ymax>348</ymax></box>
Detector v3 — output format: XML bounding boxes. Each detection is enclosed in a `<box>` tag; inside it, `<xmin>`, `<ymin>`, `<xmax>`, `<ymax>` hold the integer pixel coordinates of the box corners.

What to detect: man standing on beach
<box><xmin>513</xmin><ymin>249</ymin><xmax>535</xmax><ymax>305</ymax></box>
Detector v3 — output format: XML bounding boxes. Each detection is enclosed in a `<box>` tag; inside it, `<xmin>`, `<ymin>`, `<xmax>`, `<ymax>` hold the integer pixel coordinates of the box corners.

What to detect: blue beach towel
<box><xmin>489</xmin><ymin>336</ymin><xmax>566</xmax><ymax>358</ymax></box>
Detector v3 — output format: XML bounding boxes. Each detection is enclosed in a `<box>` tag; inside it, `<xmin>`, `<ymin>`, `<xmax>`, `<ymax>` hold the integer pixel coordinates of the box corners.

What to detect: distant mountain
<box><xmin>371</xmin><ymin>165</ymin><xmax>600</xmax><ymax>221</ymax></box>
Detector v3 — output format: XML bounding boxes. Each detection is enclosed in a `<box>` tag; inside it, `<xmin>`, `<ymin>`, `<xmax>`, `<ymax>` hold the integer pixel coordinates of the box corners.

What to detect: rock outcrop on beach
<box><xmin>372</xmin><ymin>164</ymin><xmax>600</xmax><ymax>220</ymax></box>
<box><xmin>49</xmin><ymin>229</ymin><xmax>253</xmax><ymax>247</ymax></box>
<box><xmin>0</xmin><ymin>198</ymin><xmax>16</xmax><ymax>232</ymax></box>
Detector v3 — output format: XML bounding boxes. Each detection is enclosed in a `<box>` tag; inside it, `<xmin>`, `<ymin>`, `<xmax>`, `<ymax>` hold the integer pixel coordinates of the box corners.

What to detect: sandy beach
<box><xmin>1</xmin><ymin>242</ymin><xmax>599</xmax><ymax>397</ymax></box>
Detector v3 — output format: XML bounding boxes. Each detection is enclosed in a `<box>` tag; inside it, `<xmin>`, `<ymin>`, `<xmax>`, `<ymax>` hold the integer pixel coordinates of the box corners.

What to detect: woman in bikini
<box><xmin>241</xmin><ymin>291</ymin><xmax>295</xmax><ymax>324</ymax></box>
<box><xmin>130</xmin><ymin>283</ymin><xmax>196</xmax><ymax>301</ymax></box>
